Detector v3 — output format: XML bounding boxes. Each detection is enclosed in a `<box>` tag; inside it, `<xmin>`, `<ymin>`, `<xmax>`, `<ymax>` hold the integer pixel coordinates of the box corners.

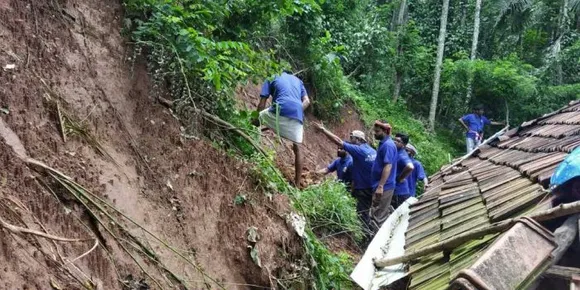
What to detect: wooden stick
<box><xmin>0</xmin><ymin>216</ymin><xmax>91</xmax><ymax>242</ymax></box>
<box><xmin>544</xmin><ymin>266</ymin><xmax>580</xmax><ymax>280</ymax></box>
<box><xmin>157</xmin><ymin>97</ymin><xmax>268</xmax><ymax>156</ymax></box>
<box><xmin>374</xmin><ymin>200</ymin><xmax>580</xmax><ymax>268</ymax></box>
<box><xmin>70</xmin><ymin>238</ymin><xmax>99</xmax><ymax>262</ymax></box>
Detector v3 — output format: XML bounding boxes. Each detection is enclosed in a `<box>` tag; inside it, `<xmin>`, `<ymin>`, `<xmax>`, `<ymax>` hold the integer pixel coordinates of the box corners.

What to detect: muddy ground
<box><xmin>0</xmin><ymin>0</ymin><xmax>366</xmax><ymax>289</ymax></box>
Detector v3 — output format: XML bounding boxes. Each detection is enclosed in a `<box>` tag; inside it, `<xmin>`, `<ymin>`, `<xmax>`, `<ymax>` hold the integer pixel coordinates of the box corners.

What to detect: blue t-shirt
<box><xmin>394</xmin><ymin>149</ymin><xmax>413</xmax><ymax>195</ymax></box>
<box><xmin>372</xmin><ymin>137</ymin><xmax>398</xmax><ymax>191</ymax></box>
<box><xmin>260</xmin><ymin>72</ymin><xmax>307</xmax><ymax>123</ymax></box>
<box><xmin>327</xmin><ymin>155</ymin><xmax>353</xmax><ymax>184</ymax></box>
<box><xmin>342</xmin><ymin>142</ymin><xmax>376</xmax><ymax>190</ymax></box>
<box><xmin>461</xmin><ymin>113</ymin><xmax>490</xmax><ymax>139</ymax></box>
<box><xmin>407</xmin><ymin>158</ymin><xmax>426</xmax><ymax>196</ymax></box>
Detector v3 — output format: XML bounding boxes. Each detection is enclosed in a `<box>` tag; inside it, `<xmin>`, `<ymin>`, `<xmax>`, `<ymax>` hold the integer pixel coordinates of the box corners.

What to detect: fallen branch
<box><xmin>70</xmin><ymin>238</ymin><xmax>99</xmax><ymax>262</ymax></box>
<box><xmin>545</xmin><ymin>265</ymin><xmax>580</xmax><ymax>280</ymax></box>
<box><xmin>374</xmin><ymin>200</ymin><xmax>580</xmax><ymax>268</ymax></box>
<box><xmin>158</xmin><ymin>97</ymin><xmax>267</xmax><ymax>156</ymax></box>
<box><xmin>0</xmin><ymin>216</ymin><xmax>91</xmax><ymax>242</ymax></box>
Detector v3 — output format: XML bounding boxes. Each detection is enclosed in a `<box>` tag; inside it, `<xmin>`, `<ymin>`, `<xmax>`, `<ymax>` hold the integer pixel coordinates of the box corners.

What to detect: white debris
<box><xmin>3</xmin><ymin>64</ymin><xmax>15</xmax><ymax>70</ymax></box>
<box><xmin>351</xmin><ymin>197</ymin><xmax>418</xmax><ymax>290</ymax></box>
<box><xmin>288</xmin><ymin>212</ymin><xmax>306</xmax><ymax>238</ymax></box>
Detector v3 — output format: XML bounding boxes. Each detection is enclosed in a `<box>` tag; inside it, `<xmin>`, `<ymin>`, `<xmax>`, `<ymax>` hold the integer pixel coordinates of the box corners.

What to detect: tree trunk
<box><xmin>428</xmin><ymin>0</ymin><xmax>450</xmax><ymax>132</ymax></box>
<box><xmin>556</xmin><ymin>0</ymin><xmax>569</xmax><ymax>85</ymax></box>
<box><xmin>460</xmin><ymin>0</ymin><xmax>467</xmax><ymax>30</ymax></box>
<box><xmin>393</xmin><ymin>72</ymin><xmax>402</xmax><ymax>101</ymax></box>
<box><xmin>392</xmin><ymin>0</ymin><xmax>408</xmax><ymax>102</ymax></box>
<box><xmin>465</xmin><ymin>0</ymin><xmax>483</xmax><ymax>105</ymax></box>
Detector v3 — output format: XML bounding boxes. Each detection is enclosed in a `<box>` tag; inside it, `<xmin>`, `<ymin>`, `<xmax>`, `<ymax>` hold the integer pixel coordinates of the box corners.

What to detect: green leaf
<box><xmin>248</xmin><ymin>245</ymin><xmax>262</xmax><ymax>268</ymax></box>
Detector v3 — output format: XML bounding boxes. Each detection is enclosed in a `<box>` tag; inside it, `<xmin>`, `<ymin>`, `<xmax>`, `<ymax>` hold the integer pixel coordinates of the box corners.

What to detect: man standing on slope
<box><xmin>391</xmin><ymin>133</ymin><xmax>415</xmax><ymax>209</ymax></box>
<box><xmin>317</xmin><ymin>148</ymin><xmax>353</xmax><ymax>186</ymax></box>
<box><xmin>405</xmin><ymin>144</ymin><xmax>428</xmax><ymax>196</ymax></box>
<box><xmin>314</xmin><ymin>124</ymin><xmax>376</xmax><ymax>234</ymax></box>
<box><xmin>459</xmin><ymin>105</ymin><xmax>503</xmax><ymax>154</ymax></box>
<box><xmin>255</xmin><ymin>71</ymin><xmax>310</xmax><ymax>187</ymax></box>
<box><xmin>369</xmin><ymin>120</ymin><xmax>398</xmax><ymax>232</ymax></box>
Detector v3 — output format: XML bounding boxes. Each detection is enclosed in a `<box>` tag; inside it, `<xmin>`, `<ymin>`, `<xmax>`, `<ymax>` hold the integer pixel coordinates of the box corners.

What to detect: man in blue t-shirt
<box><xmin>255</xmin><ymin>71</ymin><xmax>310</xmax><ymax>187</ymax></box>
<box><xmin>459</xmin><ymin>105</ymin><xmax>503</xmax><ymax>154</ymax></box>
<box><xmin>390</xmin><ymin>133</ymin><xmax>415</xmax><ymax>209</ymax></box>
<box><xmin>369</xmin><ymin>120</ymin><xmax>398</xmax><ymax>231</ymax></box>
<box><xmin>314</xmin><ymin>123</ymin><xmax>376</xmax><ymax>234</ymax></box>
<box><xmin>317</xmin><ymin>148</ymin><xmax>353</xmax><ymax>185</ymax></box>
<box><xmin>405</xmin><ymin>144</ymin><xmax>428</xmax><ymax>197</ymax></box>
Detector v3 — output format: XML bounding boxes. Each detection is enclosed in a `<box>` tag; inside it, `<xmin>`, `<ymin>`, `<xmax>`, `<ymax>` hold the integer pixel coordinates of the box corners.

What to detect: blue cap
<box><xmin>550</xmin><ymin>147</ymin><xmax>580</xmax><ymax>191</ymax></box>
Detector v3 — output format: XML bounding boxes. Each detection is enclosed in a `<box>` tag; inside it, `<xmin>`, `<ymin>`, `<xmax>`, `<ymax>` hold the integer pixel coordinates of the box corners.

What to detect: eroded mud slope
<box><xmin>0</xmin><ymin>0</ymin><xmax>301</xmax><ymax>289</ymax></box>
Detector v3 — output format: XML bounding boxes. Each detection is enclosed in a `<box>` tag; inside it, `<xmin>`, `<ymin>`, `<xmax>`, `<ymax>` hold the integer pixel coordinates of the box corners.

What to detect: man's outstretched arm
<box><xmin>314</xmin><ymin>123</ymin><xmax>343</xmax><ymax>147</ymax></box>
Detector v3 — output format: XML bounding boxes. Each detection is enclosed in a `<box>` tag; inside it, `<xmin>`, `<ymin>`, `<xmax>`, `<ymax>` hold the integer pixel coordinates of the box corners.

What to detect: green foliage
<box><xmin>249</xmin><ymin>154</ymin><xmax>356</xmax><ymax>288</ymax></box>
<box><xmin>123</xmin><ymin>0</ymin><xmax>287</xmax><ymax>125</ymax></box>
<box><xmin>355</xmin><ymin>96</ymin><xmax>456</xmax><ymax>174</ymax></box>
<box><xmin>293</xmin><ymin>180</ymin><xmax>363</xmax><ymax>240</ymax></box>
<box><xmin>124</xmin><ymin>0</ymin><xmax>580</xmax><ymax>287</ymax></box>
<box><xmin>233</xmin><ymin>193</ymin><xmax>248</xmax><ymax>205</ymax></box>
<box><xmin>303</xmin><ymin>232</ymin><xmax>355</xmax><ymax>289</ymax></box>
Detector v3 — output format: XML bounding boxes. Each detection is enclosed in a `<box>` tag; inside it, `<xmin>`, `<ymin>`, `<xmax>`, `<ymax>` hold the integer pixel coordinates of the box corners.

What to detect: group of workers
<box><xmin>254</xmin><ymin>71</ymin><xmax>502</xmax><ymax>236</ymax></box>
<box><xmin>315</xmin><ymin>124</ymin><xmax>428</xmax><ymax>233</ymax></box>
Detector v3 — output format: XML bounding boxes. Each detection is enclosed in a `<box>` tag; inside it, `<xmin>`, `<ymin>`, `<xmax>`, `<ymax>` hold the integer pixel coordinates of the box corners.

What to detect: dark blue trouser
<box><xmin>352</xmin><ymin>188</ymin><xmax>373</xmax><ymax>234</ymax></box>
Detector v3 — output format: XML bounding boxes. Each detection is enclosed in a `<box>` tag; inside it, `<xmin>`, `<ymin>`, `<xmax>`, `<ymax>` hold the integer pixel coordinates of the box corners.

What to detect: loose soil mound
<box><xmin>0</xmin><ymin>0</ymin><xmax>301</xmax><ymax>288</ymax></box>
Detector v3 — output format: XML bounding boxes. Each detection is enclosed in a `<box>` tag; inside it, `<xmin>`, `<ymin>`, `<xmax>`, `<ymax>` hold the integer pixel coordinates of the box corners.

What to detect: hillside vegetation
<box><xmin>122</xmin><ymin>0</ymin><xmax>580</xmax><ymax>287</ymax></box>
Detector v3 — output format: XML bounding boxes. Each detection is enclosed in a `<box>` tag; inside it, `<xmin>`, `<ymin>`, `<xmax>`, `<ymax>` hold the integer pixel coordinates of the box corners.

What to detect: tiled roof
<box><xmin>405</xmin><ymin>100</ymin><xmax>580</xmax><ymax>290</ymax></box>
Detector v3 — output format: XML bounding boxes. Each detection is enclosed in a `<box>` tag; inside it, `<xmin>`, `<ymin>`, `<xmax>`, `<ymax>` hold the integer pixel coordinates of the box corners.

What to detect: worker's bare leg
<box><xmin>293</xmin><ymin>143</ymin><xmax>302</xmax><ymax>187</ymax></box>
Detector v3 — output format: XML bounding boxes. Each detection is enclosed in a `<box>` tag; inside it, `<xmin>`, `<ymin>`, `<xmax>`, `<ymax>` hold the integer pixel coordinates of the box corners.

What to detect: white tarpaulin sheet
<box><xmin>350</xmin><ymin>197</ymin><xmax>417</xmax><ymax>290</ymax></box>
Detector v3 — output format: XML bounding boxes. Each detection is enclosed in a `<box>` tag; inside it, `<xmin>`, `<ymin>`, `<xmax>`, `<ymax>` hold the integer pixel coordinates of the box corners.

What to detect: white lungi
<box><xmin>259</xmin><ymin>109</ymin><xmax>303</xmax><ymax>144</ymax></box>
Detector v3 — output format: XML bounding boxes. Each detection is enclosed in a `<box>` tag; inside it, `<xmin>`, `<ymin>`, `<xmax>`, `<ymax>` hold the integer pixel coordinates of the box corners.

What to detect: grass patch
<box><xmin>293</xmin><ymin>180</ymin><xmax>363</xmax><ymax>241</ymax></box>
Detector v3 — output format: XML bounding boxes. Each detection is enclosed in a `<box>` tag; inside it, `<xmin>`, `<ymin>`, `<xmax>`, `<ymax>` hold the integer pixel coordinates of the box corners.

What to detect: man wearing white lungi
<box><xmin>255</xmin><ymin>71</ymin><xmax>310</xmax><ymax>187</ymax></box>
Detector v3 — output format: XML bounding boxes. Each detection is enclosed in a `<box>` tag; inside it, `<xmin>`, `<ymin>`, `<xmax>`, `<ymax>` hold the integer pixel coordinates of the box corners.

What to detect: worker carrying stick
<box><xmin>459</xmin><ymin>104</ymin><xmax>504</xmax><ymax>154</ymax></box>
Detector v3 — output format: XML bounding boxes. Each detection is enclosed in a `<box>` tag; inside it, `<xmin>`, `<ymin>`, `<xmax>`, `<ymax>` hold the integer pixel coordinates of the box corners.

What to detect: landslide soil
<box><xmin>0</xmin><ymin>0</ymin><xmax>303</xmax><ymax>289</ymax></box>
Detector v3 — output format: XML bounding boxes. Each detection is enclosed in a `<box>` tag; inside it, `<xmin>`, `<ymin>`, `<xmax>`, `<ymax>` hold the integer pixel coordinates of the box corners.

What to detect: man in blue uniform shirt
<box><xmin>317</xmin><ymin>148</ymin><xmax>353</xmax><ymax>185</ymax></box>
<box><xmin>369</xmin><ymin>120</ymin><xmax>398</xmax><ymax>231</ymax></box>
<box><xmin>405</xmin><ymin>144</ymin><xmax>428</xmax><ymax>196</ymax></box>
<box><xmin>391</xmin><ymin>133</ymin><xmax>415</xmax><ymax>209</ymax></box>
<box><xmin>255</xmin><ymin>71</ymin><xmax>310</xmax><ymax>187</ymax></box>
<box><xmin>459</xmin><ymin>105</ymin><xmax>503</xmax><ymax>154</ymax></box>
<box><xmin>314</xmin><ymin>123</ymin><xmax>376</xmax><ymax>233</ymax></box>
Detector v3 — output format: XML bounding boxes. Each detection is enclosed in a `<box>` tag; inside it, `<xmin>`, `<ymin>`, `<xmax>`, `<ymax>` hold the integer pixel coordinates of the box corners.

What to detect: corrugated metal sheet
<box><xmin>403</xmin><ymin>100</ymin><xmax>580</xmax><ymax>289</ymax></box>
